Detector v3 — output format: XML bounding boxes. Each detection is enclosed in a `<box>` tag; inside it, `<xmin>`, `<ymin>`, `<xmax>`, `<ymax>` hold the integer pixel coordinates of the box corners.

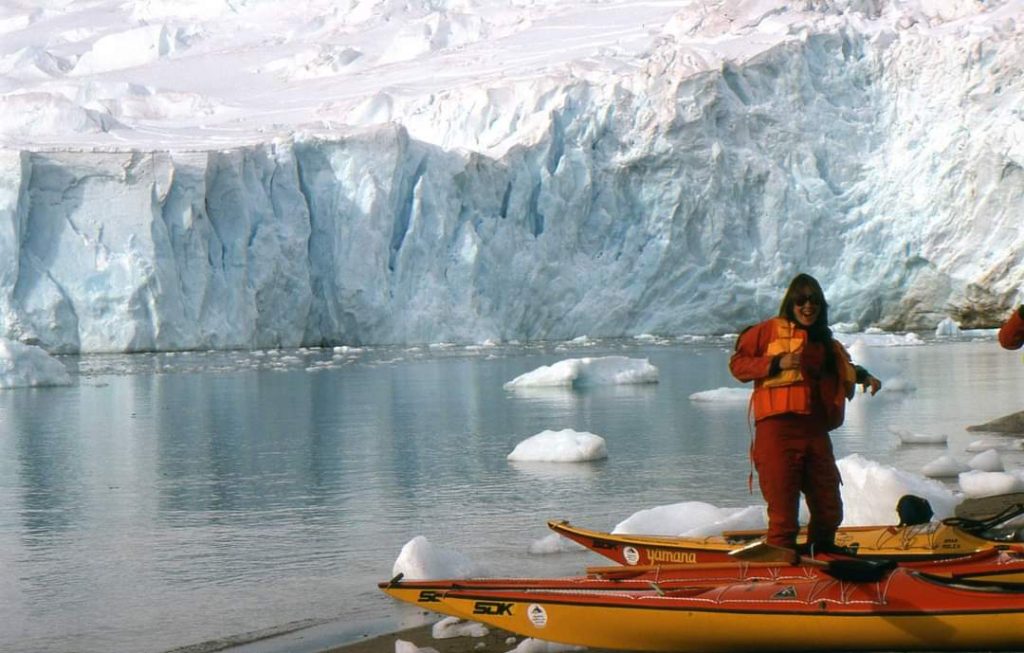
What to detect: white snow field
<box><xmin>0</xmin><ymin>1</ymin><xmax>1022</xmax><ymax>352</ymax></box>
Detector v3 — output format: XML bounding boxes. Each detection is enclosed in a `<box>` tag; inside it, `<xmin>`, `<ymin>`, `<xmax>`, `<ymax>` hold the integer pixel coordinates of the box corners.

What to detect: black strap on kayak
<box><xmin>819</xmin><ymin>558</ymin><xmax>897</xmax><ymax>583</ymax></box>
<box><xmin>730</xmin><ymin>540</ymin><xmax>898</xmax><ymax>583</ymax></box>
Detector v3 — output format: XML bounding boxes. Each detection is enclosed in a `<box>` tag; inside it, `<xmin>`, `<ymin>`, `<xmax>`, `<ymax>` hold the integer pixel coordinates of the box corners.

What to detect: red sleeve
<box><xmin>729</xmin><ymin>320</ymin><xmax>775</xmax><ymax>382</ymax></box>
<box><xmin>998</xmin><ymin>308</ymin><xmax>1024</xmax><ymax>350</ymax></box>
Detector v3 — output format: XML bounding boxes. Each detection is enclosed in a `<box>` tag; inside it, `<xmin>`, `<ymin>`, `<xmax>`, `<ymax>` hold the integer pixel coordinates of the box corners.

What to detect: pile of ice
<box><xmin>0</xmin><ymin>338</ymin><xmax>72</xmax><ymax>388</ymax></box>
<box><xmin>613</xmin><ymin>503</ymin><xmax>765</xmax><ymax>537</ymax></box>
<box><xmin>837</xmin><ymin>455</ymin><xmax>959</xmax><ymax>524</ymax></box>
<box><xmin>921</xmin><ymin>456</ymin><xmax>970</xmax><ymax>478</ymax></box>
<box><xmin>959</xmin><ymin>470</ymin><xmax>1024</xmax><ymax>497</ymax></box>
<box><xmin>504</xmin><ymin>357</ymin><xmax>658</xmax><ymax>389</ymax></box>
<box><xmin>921</xmin><ymin>441</ymin><xmax>1024</xmax><ymax>493</ymax></box>
<box><xmin>891</xmin><ymin>427</ymin><xmax>947</xmax><ymax>445</ymax></box>
<box><xmin>507</xmin><ymin>429</ymin><xmax>608</xmax><ymax>463</ymax></box>
<box><xmin>430</xmin><ymin>617</ymin><xmax>489</xmax><ymax>640</ymax></box>
<box><xmin>935</xmin><ymin>317</ymin><xmax>961</xmax><ymax>337</ymax></box>
<box><xmin>392</xmin><ymin>535</ymin><xmax>490</xmax><ymax>580</ymax></box>
<box><xmin>689</xmin><ymin>388</ymin><xmax>751</xmax><ymax>403</ymax></box>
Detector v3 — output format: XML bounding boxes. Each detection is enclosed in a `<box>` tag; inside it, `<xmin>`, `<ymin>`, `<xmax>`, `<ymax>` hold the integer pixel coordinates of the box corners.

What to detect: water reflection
<box><xmin>8</xmin><ymin>388</ymin><xmax>85</xmax><ymax>536</ymax></box>
<box><xmin>507</xmin><ymin>459</ymin><xmax>607</xmax><ymax>479</ymax></box>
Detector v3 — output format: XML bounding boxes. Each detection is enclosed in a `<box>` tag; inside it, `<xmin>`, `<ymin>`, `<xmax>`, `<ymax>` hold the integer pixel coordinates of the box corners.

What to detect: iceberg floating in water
<box><xmin>392</xmin><ymin>535</ymin><xmax>489</xmax><ymax>580</ymax></box>
<box><xmin>0</xmin><ymin>338</ymin><xmax>72</xmax><ymax>388</ymax></box>
<box><xmin>507</xmin><ymin>429</ymin><xmax>608</xmax><ymax>463</ymax></box>
<box><xmin>958</xmin><ymin>470</ymin><xmax>1024</xmax><ymax>499</ymax></box>
<box><xmin>921</xmin><ymin>455</ymin><xmax>970</xmax><ymax>479</ymax></box>
<box><xmin>689</xmin><ymin>387</ymin><xmax>752</xmax><ymax>403</ymax></box>
<box><xmin>890</xmin><ymin>427</ymin><xmax>947</xmax><ymax>445</ymax></box>
<box><xmin>504</xmin><ymin>356</ymin><xmax>658</xmax><ymax>389</ymax></box>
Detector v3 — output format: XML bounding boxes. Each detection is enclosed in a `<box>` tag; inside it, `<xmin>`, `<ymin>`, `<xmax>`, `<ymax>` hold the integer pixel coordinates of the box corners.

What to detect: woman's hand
<box><xmin>861</xmin><ymin>375</ymin><xmax>882</xmax><ymax>395</ymax></box>
<box><xmin>778</xmin><ymin>353</ymin><xmax>801</xmax><ymax>370</ymax></box>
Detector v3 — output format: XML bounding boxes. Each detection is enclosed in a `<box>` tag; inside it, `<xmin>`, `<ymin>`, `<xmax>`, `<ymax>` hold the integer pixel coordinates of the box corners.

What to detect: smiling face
<box><xmin>790</xmin><ymin>285</ymin><xmax>822</xmax><ymax>328</ymax></box>
<box><xmin>778</xmin><ymin>273</ymin><xmax>829</xmax><ymax>332</ymax></box>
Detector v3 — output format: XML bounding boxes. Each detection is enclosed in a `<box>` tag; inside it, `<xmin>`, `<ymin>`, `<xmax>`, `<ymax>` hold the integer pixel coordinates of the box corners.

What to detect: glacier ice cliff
<box><xmin>0</xmin><ymin>4</ymin><xmax>1022</xmax><ymax>352</ymax></box>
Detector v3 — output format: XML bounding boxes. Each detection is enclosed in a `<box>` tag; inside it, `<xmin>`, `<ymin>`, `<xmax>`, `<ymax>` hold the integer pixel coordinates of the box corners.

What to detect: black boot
<box><xmin>801</xmin><ymin>541</ymin><xmax>858</xmax><ymax>558</ymax></box>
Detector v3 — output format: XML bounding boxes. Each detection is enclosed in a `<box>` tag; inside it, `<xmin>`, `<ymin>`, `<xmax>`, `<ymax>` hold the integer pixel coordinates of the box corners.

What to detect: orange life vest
<box><xmin>751</xmin><ymin>318</ymin><xmax>857</xmax><ymax>429</ymax></box>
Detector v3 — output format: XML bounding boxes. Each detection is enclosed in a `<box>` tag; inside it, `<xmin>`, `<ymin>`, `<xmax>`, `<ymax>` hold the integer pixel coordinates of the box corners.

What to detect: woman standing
<box><xmin>729</xmin><ymin>273</ymin><xmax>881</xmax><ymax>558</ymax></box>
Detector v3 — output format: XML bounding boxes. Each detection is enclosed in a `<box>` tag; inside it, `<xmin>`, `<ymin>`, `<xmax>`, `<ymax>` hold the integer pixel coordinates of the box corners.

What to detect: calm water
<box><xmin>1</xmin><ymin>336</ymin><xmax>1022</xmax><ymax>653</ymax></box>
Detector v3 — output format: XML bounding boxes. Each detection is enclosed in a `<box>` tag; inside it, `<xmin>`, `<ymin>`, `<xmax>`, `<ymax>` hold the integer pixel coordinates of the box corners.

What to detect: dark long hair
<box><xmin>778</xmin><ymin>273</ymin><xmax>836</xmax><ymax>372</ymax></box>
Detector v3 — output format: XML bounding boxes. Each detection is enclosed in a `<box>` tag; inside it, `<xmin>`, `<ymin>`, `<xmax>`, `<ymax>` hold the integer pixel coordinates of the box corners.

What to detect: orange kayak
<box><xmin>381</xmin><ymin>565</ymin><xmax>1024</xmax><ymax>652</ymax></box>
<box><xmin>585</xmin><ymin>544</ymin><xmax>1024</xmax><ymax>584</ymax></box>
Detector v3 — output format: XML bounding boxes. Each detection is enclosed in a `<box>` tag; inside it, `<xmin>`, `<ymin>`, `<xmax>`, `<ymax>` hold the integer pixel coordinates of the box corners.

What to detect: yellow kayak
<box><xmin>549</xmin><ymin>518</ymin><xmax>1018</xmax><ymax>565</ymax></box>
<box><xmin>381</xmin><ymin>566</ymin><xmax>1024</xmax><ymax>652</ymax></box>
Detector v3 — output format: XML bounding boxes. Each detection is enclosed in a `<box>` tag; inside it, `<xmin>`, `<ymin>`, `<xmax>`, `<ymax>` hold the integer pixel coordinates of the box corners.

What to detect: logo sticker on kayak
<box><xmin>417</xmin><ymin>590</ymin><xmax>442</xmax><ymax>603</ymax></box>
<box><xmin>527</xmin><ymin>604</ymin><xmax>548</xmax><ymax>628</ymax></box>
<box><xmin>772</xmin><ymin>586</ymin><xmax>797</xmax><ymax>599</ymax></box>
<box><xmin>647</xmin><ymin>550</ymin><xmax>698</xmax><ymax>564</ymax></box>
<box><xmin>623</xmin><ymin>546</ymin><xmax>640</xmax><ymax>565</ymax></box>
<box><xmin>474</xmin><ymin>601</ymin><xmax>513</xmax><ymax>616</ymax></box>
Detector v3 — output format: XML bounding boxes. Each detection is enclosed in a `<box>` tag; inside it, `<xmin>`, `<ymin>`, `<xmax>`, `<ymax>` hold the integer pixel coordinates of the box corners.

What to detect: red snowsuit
<box><xmin>998</xmin><ymin>307</ymin><xmax>1024</xmax><ymax>350</ymax></box>
<box><xmin>729</xmin><ymin>318</ymin><xmax>857</xmax><ymax>550</ymax></box>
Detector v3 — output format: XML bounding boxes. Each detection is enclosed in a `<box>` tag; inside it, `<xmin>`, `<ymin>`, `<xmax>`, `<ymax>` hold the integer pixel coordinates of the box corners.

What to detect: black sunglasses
<box><xmin>793</xmin><ymin>294</ymin><xmax>822</xmax><ymax>307</ymax></box>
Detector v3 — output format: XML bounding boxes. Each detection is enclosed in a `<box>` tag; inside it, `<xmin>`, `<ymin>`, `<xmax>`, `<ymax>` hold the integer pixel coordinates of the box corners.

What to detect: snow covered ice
<box><xmin>504</xmin><ymin>356</ymin><xmax>658</xmax><ymax>389</ymax></box>
<box><xmin>507</xmin><ymin>428</ymin><xmax>609</xmax><ymax>463</ymax></box>
<box><xmin>690</xmin><ymin>387</ymin><xmax>751</xmax><ymax>402</ymax></box>
<box><xmin>1</xmin><ymin>1</ymin><xmax>1023</xmax><ymax>352</ymax></box>
<box><xmin>392</xmin><ymin>534</ymin><xmax>490</xmax><ymax>580</ymax></box>
<box><xmin>921</xmin><ymin>455</ymin><xmax>970</xmax><ymax>478</ymax></box>
<box><xmin>0</xmin><ymin>336</ymin><xmax>71</xmax><ymax>387</ymax></box>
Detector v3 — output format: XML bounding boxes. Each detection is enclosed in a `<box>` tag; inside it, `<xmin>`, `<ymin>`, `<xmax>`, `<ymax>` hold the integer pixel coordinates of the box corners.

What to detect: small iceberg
<box><xmin>507</xmin><ymin>429</ymin><xmax>608</xmax><ymax>463</ymax></box>
<box><xmin>967</xmin><ymin>449</ymin><xmax>1004</xmax><ymax>472</ymax></box>
<box><xmin>921</xmin><ymin>455</ymin><xmax>970</xmax><ymax>478</ymax></box>
<box><xmin>958</xmin><ymin>470</ymin><xmax>1024</xmax><ymax>499</ymax></box>
<box><xmin>890</xmin><ymin>427</ymin><xmax>947</xmax><ymax>445</ymax></box>
<box><xmin>0</xmin><ymin>338</ymin><xmax>72</xmax><ymax>388</ymax></box>
<box><xmin>613</xmin><ymin>502</ymin><xmax>765</xmax><ymax>537</ymax></box>
<box><xmin>966</xmin><ymin>438</ymin><xmax>1024</xmax><ymax>452</ymax></box>
<box><xmin>392</xmin><ymin>535</ymin><xmax>488</xmax><ymax>580</ymax></box>
<box><xmin>504</xmin><ymin>356</ymin><xmax>658</xmax><ymax>389</ymax></box>
<box><xmin>689</xmin><ymin>387</ymin><xmax>751</xmax><ymax>403</ymax></box>
<box><xmin>935</xmin><ymin>317</ymin><xmax>961</xmax><ymax>337</ymax></box>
